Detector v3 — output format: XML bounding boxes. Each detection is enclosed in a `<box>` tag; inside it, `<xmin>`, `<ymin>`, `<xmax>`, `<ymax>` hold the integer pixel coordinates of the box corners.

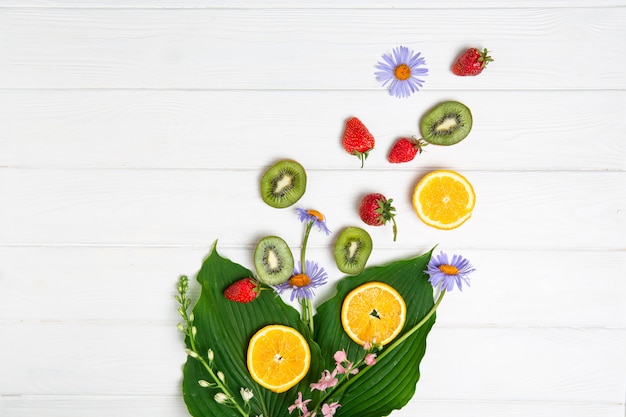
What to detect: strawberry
<box><xmin>387</xmin><ymin>137</ymin><xmax>428</xmax><ymax>163</ymax></box>
<box><xmin>452</xmin><ymin>48</ymin><xmax>493</xmax><ymax>76</ymax></box>
<box><xmin>342</xmin><ymin>117</ymin><xmax>375</xmax><ymax>168</ymax></box>
<box><xmin>358</xmin><ymin>193</ymin><xmax>398</xmax><ymax>241</ymax></box>
<box><xmin>224</xmin><ymin>278</ymin><xmax>261</xmax><ymax>303</ymax></box>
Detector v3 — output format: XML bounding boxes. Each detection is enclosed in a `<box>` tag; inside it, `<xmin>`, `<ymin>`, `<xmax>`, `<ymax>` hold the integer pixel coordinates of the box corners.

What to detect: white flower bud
<box><xmin>198</xmin><ymin>380</ymin><xmax>211</xmax><ymax>388</ymax></box>
<box><xmin>207</xmin><ymin>349</ymin><xmax>214</xmax><ymax>362</ymax></box>
<box><xmin>240</xmin><ymin>387</ymin><xmax>254</xmax><ymax>402</ymax></box>
<box><xmin>214</xmin><ymin>393</ymin><xmax>229</xmax><ymax>404</ymax></box>
<box><xmin>189</xmin><ymin>313</ymin><xmax>195</xmax><ymax>322</ymax></box>
<box><xmin>185</xmin><ymin>349</ymin><xmax>199</xmax><ymax>359</ymax></box>
<box><xmin>191</xmin><ymin>326</ymin><xmax>197</xmax><ymax>338</ymax></box>
<box><xmin>217</xmin><ymin>371</ymin><xmax>225</xmax><ymax>382</ymax></box>
<box><xmin>176</xmin><ymin>323</ymin><xmax>185</xmax><ymax>332</ymax></box>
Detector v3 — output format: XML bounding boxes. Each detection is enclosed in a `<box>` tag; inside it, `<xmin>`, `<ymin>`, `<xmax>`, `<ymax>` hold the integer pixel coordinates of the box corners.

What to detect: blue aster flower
<box><xmin>296</xmin><ymin>207</ymin><xmax>331</xmax><ymax>235</ymax></box>
<box><xmin>375</xmin><ymin>46</ymin><xmax>428</xmax><ymax>98</ymax></box>
<box><xmin>425</xmin><ymin>251</ymin><xmax>475</xmax><ymax>292</ymax></box>
<box><xmin>274</xmin><ymin>260</ymin><xmax>328</xmax><ymax>301</ymax></box>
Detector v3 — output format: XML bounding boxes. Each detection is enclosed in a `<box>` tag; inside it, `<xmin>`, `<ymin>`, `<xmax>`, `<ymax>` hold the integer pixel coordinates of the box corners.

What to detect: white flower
<box><xmin>214</xmin><ymin>393</ymin><xmax>229</xmax><ymax>404</ymax></box>
<box><xmin>240</xmin><ymin>387</ymin><xmax>254</xmax><ymax>402</ymax></box>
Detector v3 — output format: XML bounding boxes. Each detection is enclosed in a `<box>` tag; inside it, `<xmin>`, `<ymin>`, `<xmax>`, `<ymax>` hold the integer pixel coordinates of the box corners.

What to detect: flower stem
<box><xmin>178</xmin><ymin>276</ymin><xmax>249</xmax><ymax>417</ymax></box>
<box><xmin>318</xmin><ymin>290</ymin><xmax>446</xmax><ymax>406</ymax></box>
<box><xmin>301</xmin><ymin>222</ymin><xmax>313</xmax><ymax>275</ymax></box>
<box><xmin>299</xmin><ymin>221</ymin><xmax>315</xmax><ymax>335</ymax></box>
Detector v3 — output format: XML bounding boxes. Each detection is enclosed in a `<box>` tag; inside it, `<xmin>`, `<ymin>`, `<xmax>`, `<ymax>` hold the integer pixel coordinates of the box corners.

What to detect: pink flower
<box><xmin>335</xmin><ymin>361</ymin><xmax>359</xmax><ymax>375</ymax></box>
<box><xmin>363</xmin><ymin>341</ymin><xmax>372</xmax><ymax>350</ymax></box>
<box><xmin>365</xmin><ymin>353</ymin><xmax>377</xmax><ymax>366</ymax></box>
<box><xmin>288</xmin><ymin>392</ymin><xmax>311</xmax><ymax>414</ymax></box>
<box><xmin>321</xmin><ymin>402</ymin><xmax>341</xmax><ymax>417</ymax></box>
<box><xmin>310</xmin><ymin>369</ymin><xmax>338</xmax><ymax>392</ymax></box>
<box><xmin>333</xmin><ymin>350</ymin><xmax>347</xmax><ymax>364</ymax></box>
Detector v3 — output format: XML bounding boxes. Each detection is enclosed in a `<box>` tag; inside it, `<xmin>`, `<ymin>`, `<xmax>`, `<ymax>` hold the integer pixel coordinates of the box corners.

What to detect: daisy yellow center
<box><xmin>394</xmin><ymin>64</ymin><xmax>411</xmax><ymax>81</ymax></box>
<box><xmin>307</xmin><ymin>210</ymin><xmax>325</xmax><ymax>222</ymax></box>
<box><xmin>289</xmin><ymin>274</ymin><xmax>311</xmax><ymax>287</ymax></box>
<box><xmin>439</xmin><ymin>264</ymin><xmax>459</xmax><ymax>275</ymax></box>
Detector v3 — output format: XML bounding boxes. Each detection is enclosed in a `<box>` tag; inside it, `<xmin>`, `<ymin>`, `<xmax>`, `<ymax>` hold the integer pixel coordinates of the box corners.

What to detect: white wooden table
<box><xmin>1</xmin><ymin>1</ymin><xmax>625</xmax><ymax>416</ymax></box>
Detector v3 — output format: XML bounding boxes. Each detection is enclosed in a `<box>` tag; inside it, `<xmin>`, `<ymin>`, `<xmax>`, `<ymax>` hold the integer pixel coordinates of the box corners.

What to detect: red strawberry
<box><xmin>387</xmin><ymin>137</ymin><xmax>428</xmax><ymax>163</ymax></box>
<box><xmin>358</xmin><ymin>193</ymin><xmax>398</xmax><ymax>241</ymax></box>
<box><xmin>224</xmin><ymin>278</ymin><xmax>261</xmax><ymax>303</ymax></box>
<box><xmin>342</xmin><ymin>117</ymin><xmax>375</xmax><ymax>168</ymax></box>
<box><xmin>452</xmin><ymin>48</ymin><xmax>493</xmax><ymax>76</ymax></box>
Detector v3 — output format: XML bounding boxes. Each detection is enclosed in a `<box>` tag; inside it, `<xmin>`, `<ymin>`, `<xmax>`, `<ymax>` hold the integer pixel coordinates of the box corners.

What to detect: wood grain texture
<box><xmin>1</xmin><ymin>90</ymin><xmax>625</xmax><ymax>170</ymax></box>
<box><xmin>1</xmin><ymin>169</ymin><xmax>623</xmax><ymax>249</ymax></box>
<box><xmin>0</xmin><ymin>322</ymin><xmax>623</xmax><ymax>402</ymax></box>
<box><xmin>1</xmin><ymin>8</ymin><xmax>625</xmax><ymax>89</ymax></box>
<box><xmin>1</xmin><ymin>1</ymin><xmax>625</xmax><ymax>416</ymax></box>
<box><xmin>1</xmin><ymin>246</ymin><xmax>624</xmax><ymax>327</ymax></box>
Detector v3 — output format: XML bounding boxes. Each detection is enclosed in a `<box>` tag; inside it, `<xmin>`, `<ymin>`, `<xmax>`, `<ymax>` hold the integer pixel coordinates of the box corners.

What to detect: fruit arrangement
<box><xmin>177</xmin><ymin>44</ymin><xmax>485</xmax><ymax>417</ymax></box>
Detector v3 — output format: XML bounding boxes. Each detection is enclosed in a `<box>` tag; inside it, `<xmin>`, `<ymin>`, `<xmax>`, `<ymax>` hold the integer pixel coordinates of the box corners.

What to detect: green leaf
<box><xmin>181</xmin><ymin>243</ymin><xmax>437</xmax><ymax>417</ymax></box>
<box><xmin>312</xmin><ymin>248</ymin><xmax>436</xmax><ymax>417</ymax></box>
<box><xmin>182</xmin><ymin>243</ymin><xmax>323</xmax><ymax>417</ymax></box>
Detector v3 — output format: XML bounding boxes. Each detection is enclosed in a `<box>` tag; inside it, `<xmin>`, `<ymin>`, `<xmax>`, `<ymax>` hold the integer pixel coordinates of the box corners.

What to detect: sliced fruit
<box><xmin>412</xmin><ymin>169</ymin><xmax>476</xmax><ymax>230</ymax></box>
<box><xmin>254</xmin><ymin>236</ymin><xmax>294</xmax><ymax>285</ymax></box>
<box><xmin>247</xmin><ymin>324</ymin><xmax>311</xmax><ymax>393</ymax></box>
<box><xmin>260</xmin><ymin>160</ymin><xmax>307</xmax><ymax>208</ymax></box>
<box><xmin>420</xmin><ymin>101</ymin><xmax>473</xmax><ymax>146</ymax></box>
<box><xmin>333</xmin><ymin>227</ymin><xmax>373</xmax><ymax>275</ymax></box>
<box><xmin>341</xmin><ymin>282</ymin><xmax>406</xmax><ymax>346</ymax></box>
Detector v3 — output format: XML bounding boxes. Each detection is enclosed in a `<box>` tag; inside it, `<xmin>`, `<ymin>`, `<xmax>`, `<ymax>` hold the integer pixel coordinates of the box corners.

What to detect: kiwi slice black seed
<box><xmin>254</xmin><ymin>236</ymin><xmax>294</xmax><ymax>285</ymax></box>
<box><xmin>420</xmin><ymin>101</ymin><xmax>473</xmax><ymax>146</ymax></box>
<box><xmin>260</xmin><ymin>160</ymin><xmax>307</xmax><ymax>208</ymax></box>
<box><xmin>333</xmin><ymin>227</ymin><xmax>373</xmax><ymax>275</ymax></box>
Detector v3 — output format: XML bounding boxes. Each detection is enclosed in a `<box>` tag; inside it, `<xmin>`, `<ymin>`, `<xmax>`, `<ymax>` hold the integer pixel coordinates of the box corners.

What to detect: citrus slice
<box><xmin>341</xmin><ymin>282</ymin><xmax>406</xmax><ymax>346</ymax></box>
<box><xmin>246</xmin><ymin>324</ymin><xmax>310</xmax><ymax>393</ymax></box>
<box><xmin>412</xmin><ymin>170</ymin><xmax>476</xmax><ymax>230</ymax></box>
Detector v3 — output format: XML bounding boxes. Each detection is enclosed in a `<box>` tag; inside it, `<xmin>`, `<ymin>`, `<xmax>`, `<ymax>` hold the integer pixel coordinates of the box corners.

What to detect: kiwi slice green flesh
<box><xmin>420</xmin><ymin>101</ymin><xmax>473</xmax><ymax>146</ymax></box>
<box><xmin>260</xmin><ymin>160</ymin><xmax>307</xmax><ymax>208</ymax></box>
<box><xmin>254</xmin><ymin>236</ymin><xmax>294</xmax><ymax>285</ymax></box>
<box><xmin>334</xmin><ymin>227</ymin><xmax>373</xmax><ymax>275</ymax></box>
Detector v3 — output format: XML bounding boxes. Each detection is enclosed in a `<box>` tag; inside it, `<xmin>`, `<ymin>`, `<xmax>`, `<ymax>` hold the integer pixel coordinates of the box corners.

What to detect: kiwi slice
<box><xmin>333</xmin><ymin>227</ymin><xmax>373</xmax><ymax>275</ymax></box>
<box><xmin>260</xmin><ymin>160</ymin><xmax>307</xmax><ymax>208</ymax></box>
<box><xmin>254</xmin><ymin>236</ymin><xmax>294</xmax><ymax>285</ymax></box>
<box><xmin>420</xmin><ymin>101</ymin><xmax>473</xmax><ymax>146</ymax></box>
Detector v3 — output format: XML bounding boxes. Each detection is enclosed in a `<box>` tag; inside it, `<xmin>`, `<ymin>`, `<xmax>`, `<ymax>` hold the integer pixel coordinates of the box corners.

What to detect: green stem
<box><xmin>301</xmin><ymin>222</ymin><xmax>313</xmax><ymax>275</ymax></box>
<box><xmin>300</xmin><ymin>221</ymin><xmax>315</xmax><ymax>335</ymax></box>
<box><xmin>179</xmin><ymin>278</ymin><xmax>249</xmax><ymax>417</ymax></box>
<box><xmin>317</xmin><ymin>290</ymin><xmax>446</xmax><ymax>407</ymax></box>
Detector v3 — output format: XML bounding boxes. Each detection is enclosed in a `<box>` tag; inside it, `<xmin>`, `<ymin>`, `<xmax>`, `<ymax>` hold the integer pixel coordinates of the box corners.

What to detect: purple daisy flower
<box><xmin>375</xmin><ymin>46</ymin><xmax>428</xmax><ymax>98</ymax></box>
<box><xmin>296</xmin><ymin>207</ymin><xmax>331</xmax><ymax>235</ymax></box>
<box><xmin>424</xmin><ymin>251</ymin><xmax>475</xmax><ymax>292</ymax></box>
<box><xmin>274</xmin><ymin>260</ymin><xmax>328</xmax><ymax>301</ymax></box>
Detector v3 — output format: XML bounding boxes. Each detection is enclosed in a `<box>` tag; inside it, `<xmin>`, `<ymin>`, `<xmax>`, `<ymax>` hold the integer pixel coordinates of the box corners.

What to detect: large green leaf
<box><xmin>181</xmin><ymin>244</ymin><xmax>436</xmax><ymax>417</ymax></box>
<box><xmin>182</xmin><ymin>243</ymin><xmax>324</xmax><ymax>417</ymax></box>
<box><xmin>312</xmin><ymin>249</ymin><xmax>436</xmax><ymax>417</ymax></box>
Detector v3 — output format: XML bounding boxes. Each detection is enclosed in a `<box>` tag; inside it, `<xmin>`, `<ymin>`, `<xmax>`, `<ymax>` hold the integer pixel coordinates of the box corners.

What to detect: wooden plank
<box><xmin>1</xmin><ymin>169</ymin><xmax>623</xmax><ymax>249</ymax></box>
<box><xmin>3</xmin><ymin>0</ymin><xmax>626</xmax><ymax>8</ymax></box>
<box><xmin>2</xmin><ymin>90</ymin><xmax>624</xmax><ymax>171</ymax></box>
<box><xmin>0</xmin><ymin>395</ymin><xmax>622</xmax><ymax>417</ymax></box>
<box><xmin>1</xmin><ymin>8</ymin><xmax>624</xmax><ymax>89</ymax></box>
<box><xmin>0</xmin><ymin>322</ymin><xmax>623</xmax><ymax>404</ymax></box>
<box><xmin>0</xmin><ymin>246</ymin><xmax>624</xmax><ymax>328</ymax></box>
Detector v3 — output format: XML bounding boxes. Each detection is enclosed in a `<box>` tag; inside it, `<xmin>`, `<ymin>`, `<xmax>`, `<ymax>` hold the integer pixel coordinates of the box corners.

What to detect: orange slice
<box><xmin>341</xmin><ymin>282</ymin><xmax>406</xmax><ymax>346</ymax></box>
<box><xmin>246</xmin><ymin>324</ymin><xmax>310</xmax><ymax>393</ymax></box>
<box><xmin>412</xmin><ymin>170</ymin><xmax>476</xmax><ymax>230</ymax></box>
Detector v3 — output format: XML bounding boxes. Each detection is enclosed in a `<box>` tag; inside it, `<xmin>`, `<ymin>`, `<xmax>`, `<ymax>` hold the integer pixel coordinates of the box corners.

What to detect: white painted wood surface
<box><xmin>1</xmin><ymin>1</ymin><xmax>624</xmax><ymax>416</ymax></box>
